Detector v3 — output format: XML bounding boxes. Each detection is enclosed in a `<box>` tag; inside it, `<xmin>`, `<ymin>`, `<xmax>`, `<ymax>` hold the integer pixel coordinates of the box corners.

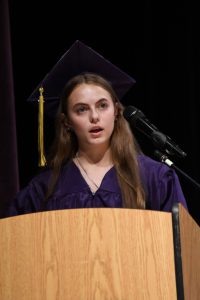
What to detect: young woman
<box><xmin>6</xmin><ymin>73</ymin><xmax>187</xmax><ymax>217</ymax></box>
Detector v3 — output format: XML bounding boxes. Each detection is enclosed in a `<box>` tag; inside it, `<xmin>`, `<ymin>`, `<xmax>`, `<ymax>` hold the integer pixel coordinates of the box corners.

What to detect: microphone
<box><xmin>123</xmin><ymin>106</ymin><xmax>187</xmax><ymax>158</ymax></box>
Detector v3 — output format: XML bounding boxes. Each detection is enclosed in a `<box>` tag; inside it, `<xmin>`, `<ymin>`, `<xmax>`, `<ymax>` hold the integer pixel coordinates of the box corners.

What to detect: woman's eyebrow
<box><xmin>72</xmin><ymin>102</ymin><xmax>88</xmax><ymax>108</ymax></box>
<box><xmin>72</xmin><ymin>98</ymin><xmax>108</xmax><ymax>107</ymax></box>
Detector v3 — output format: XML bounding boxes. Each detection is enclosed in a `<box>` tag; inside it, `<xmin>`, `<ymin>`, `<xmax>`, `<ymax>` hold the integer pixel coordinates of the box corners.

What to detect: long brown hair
<box><xmin>46</xmin><ymin>73</ymin><xmax>145</xmax><ymax>208</ymax></box>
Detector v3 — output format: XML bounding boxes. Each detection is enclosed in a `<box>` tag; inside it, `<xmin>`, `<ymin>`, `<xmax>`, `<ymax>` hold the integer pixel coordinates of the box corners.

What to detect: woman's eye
<box><xmin>99</xmin><ymin>102</ymin><xmax>108</xmax><ymax>109</ymax></box>
<box><xmin>76</xmin><ymin>106</ymin><xmax>87</xmax><ymax>113</ymax></box>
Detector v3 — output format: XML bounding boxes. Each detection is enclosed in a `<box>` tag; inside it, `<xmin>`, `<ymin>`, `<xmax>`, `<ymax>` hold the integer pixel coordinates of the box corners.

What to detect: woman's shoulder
<box><xmin>5</xmin><ymin>161</ymin><xmax>75</xmax><ymax>217</ymax></box>
<box><xmin>137</xmin><ymin>153</ymin><xmax>184</xmax><ymax>188</ymax></box>
<box><xmin>137</xmin><ymin>154</ymin><xmax>169</xmax><ymax>174</ymax></box>
<box><xmin>28</xmin><ymin>160</ymin><xmax>74</xmax><ymax>186</ymax></box>
<box><xmin>28</xmin><ymin>167</ymin><xmax>51</xmax><ymax>186</ymax></box>
<box><xmin>137</xmin><ymin>154</ymin><xmax>188</xmax><ymax>211</ymax></box>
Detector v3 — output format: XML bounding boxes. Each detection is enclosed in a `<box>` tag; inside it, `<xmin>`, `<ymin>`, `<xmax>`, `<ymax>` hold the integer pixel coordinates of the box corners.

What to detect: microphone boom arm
<box><xmin>154</xmin><ymin>150</ymin><xmax>200</xmax><ymax>191</ymax></box>
<box><xmin>123</xmin><ymin>106</ymin><xmax>187</xmax><ymax>159</ymax></box>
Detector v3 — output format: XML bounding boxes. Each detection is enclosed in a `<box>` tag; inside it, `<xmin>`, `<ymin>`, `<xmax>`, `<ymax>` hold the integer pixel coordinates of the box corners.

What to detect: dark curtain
<box><xmin>139</xmin><ymin>3</ymin><xmax>200</xmax><ymax>225</ymax></box>
<box><xmin>0</xmin><ymin>0</ymin><xmax>19</xmax><ymax>217</ymax></box>
<box><xmin>7</xmin><ymin>1</ymin><xmax>200</xmax><ymax>224</ymax></box>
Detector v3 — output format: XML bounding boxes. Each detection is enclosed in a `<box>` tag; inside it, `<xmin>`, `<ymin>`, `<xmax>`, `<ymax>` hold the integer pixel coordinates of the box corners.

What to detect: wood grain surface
<box><xmin>0</xmin><ymin>208</ymin><xmax>176</xmax><ymax>299</ymax></box>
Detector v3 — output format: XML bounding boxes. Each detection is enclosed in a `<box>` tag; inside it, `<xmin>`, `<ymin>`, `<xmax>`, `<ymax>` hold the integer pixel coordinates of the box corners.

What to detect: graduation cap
<box><xmin>27</xmin><ymin>40</ymin><xmax>136</xmax><ymax>166</ymax></box>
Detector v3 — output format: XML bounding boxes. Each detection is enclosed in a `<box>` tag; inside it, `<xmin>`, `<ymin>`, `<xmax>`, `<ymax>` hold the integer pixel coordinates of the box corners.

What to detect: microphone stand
<box><xmin>154</xmin><ymin>150</ymin><xmax>200</xmax><ymax>191</ymax></box>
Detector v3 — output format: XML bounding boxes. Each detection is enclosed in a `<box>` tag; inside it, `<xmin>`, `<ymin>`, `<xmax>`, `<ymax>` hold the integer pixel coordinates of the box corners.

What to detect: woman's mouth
<box><xmin>89</xmin><ymin>127</ymin><xmax>103</xmax><ymax>137</ymax></box>
<box><xmin>89</xmin><ymin>127</ymin><xmax>103</xmax><ymax>133</ymax></box>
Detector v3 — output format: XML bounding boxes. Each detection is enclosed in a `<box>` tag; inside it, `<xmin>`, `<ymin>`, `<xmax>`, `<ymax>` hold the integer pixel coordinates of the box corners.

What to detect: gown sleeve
<box><xmin>138</xmin><ymin>155</ymin><xmax>188</xmax><ymax>212</ymax></box>
<box><xmin>157</xmin><ymin>165</ymin><xmax>188</xmax><ymax>211</ymax></box>
<box><xmin>5</xmin><ymin>171</ymin><xmax>49</xmax><ymax>217</ymax></box>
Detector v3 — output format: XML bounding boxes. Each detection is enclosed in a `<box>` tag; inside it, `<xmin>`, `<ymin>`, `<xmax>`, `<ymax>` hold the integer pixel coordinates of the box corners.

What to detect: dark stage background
<box><xmin>6</xmin><ymin>1</ymin><xmax>200</xmax><ymax>223</ymax></box>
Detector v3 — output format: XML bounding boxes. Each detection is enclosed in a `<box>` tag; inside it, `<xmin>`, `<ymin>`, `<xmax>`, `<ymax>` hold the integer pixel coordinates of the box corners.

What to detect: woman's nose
<box><xmin>90</xmin><ymin>108</ymin><xmax>99</xmax><ymax>123</ymax></box>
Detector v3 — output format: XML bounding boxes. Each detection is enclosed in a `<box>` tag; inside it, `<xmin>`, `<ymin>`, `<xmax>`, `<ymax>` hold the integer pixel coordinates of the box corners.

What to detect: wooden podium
<box><xmin>0</xmin><ymin>204</ymin><xmax>199</xmax><ymax>299</ymax></box>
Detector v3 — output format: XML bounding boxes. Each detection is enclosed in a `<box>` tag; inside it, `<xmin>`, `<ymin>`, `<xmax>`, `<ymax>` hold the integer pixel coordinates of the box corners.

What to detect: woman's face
<box><xmin>66</xmin><ymin>83</ymin><xmax>117</xmax><ymax>149</ymax></box>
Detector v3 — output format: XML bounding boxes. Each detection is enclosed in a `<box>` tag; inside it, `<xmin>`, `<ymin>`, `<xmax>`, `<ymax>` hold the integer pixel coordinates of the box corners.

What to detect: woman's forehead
<box><xmin>68</xmin><ymin>84</ymin><xmax>113</xmax><ymax>104</ymax></box>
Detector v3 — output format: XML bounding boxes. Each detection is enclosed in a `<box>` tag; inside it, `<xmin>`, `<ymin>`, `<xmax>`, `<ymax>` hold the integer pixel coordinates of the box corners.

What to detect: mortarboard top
<box><xmin>27</xmin><ymin>40</ymin><xmax>136</xmax><ymax>117</ymax></box>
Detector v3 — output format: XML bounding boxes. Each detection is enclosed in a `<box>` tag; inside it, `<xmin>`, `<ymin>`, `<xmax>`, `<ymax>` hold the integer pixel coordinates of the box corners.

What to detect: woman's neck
<box><xmin>77</xmin><ymin>145</ymin><xmax>112</xmax><ymax>166</ymax></box>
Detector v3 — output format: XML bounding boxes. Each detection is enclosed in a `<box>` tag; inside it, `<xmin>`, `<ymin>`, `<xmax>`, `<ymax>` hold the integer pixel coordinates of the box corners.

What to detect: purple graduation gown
<box><xmin>6</xmin><ymin>155</ymin><xmax>187</xmax><ymax>217</ymax></box>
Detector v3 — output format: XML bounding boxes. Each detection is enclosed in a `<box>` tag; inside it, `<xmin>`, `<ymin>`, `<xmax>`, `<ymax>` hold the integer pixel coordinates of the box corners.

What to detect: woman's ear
<box><xmin>114</xmin><ymin>102</ymin><xmax>119</xmax><ymax>118</ymax></box>
<box><xmin>60</xmin><ymin>113</ymin><xmax>69</xmax><ymax>127</ymax></box>
<box><xmin>61</xmin><ymin>113</ymin><xmax>73</xmax><ymax>130</ymax></box>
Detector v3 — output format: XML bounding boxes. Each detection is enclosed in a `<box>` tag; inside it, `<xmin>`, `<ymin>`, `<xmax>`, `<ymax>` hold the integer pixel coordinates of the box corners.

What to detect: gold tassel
<box><xmin>38</xmin><ymin>87</ymin><xmax>46</xmax><ymax>167</ymax></box>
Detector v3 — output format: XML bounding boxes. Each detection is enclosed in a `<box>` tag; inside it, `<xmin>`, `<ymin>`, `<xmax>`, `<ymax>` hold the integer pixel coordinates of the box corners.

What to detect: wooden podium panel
<box><xmin>179</xmin><ymin>205</ymin><xmax>200</xmax><ymax>300</ymax></box>
<box><xmin>0</xmin><ymin>208</ymin><xmax>177</xmax><ymax>299</ymax></box>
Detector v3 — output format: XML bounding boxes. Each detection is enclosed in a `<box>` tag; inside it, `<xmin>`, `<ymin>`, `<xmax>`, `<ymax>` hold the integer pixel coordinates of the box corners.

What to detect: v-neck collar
<box><xmin>60</xmin><ymin>160</ymin><xmax>121</xmax><ymax>194</ymax></box>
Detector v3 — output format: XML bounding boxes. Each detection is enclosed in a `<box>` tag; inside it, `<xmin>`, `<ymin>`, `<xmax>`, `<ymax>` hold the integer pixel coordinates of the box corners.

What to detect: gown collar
<box><xmin>60</xmin><ymin>160</ymin><xmax>121</xmax><ymax>194</ymax></box>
